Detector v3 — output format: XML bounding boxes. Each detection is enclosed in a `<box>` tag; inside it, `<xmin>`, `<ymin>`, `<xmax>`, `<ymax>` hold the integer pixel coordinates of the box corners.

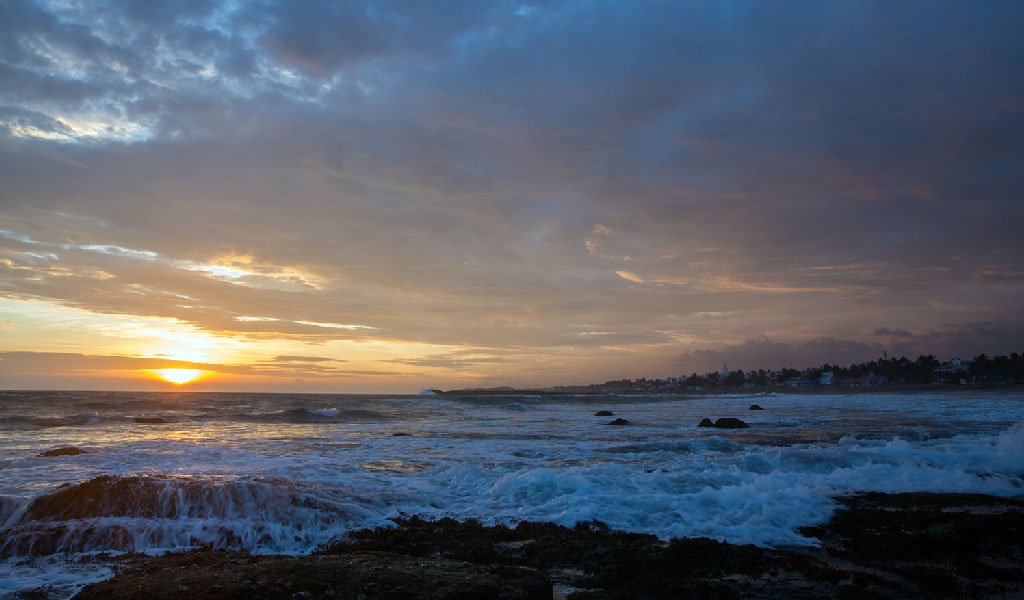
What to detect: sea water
<box><xmin>1</xmin><ymin>390</ymin><xmax>1022</xmax><ymax>597</ymax></box>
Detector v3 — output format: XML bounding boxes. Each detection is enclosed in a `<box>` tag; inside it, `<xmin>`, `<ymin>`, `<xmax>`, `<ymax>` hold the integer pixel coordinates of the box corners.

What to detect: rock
<box><xmin>606</xmin><ymin>418</ymin><xmax>631</xmax><ymax>425</ymax></box>
<box><xmin>75</xmin><ymin>499</ymin><xmax>1024</xmax><ymax>600</ymax></box>
<box><xmin>134</xmin><ymin>417</ymin><xmax>168</xmax><ymax>424</ymax></box>
<box><xmin>713</xmin><ymin>417</ymin><xmax>749</xmax><ymax>429</ymax></box>
<box><xmin>391</xmin><ymin>432</ymin><xmax>411</xmax><ymax>437</ymax></box>
<box><xmin>75</xmin><ymin>551</ymin><xmax>552</xmax><ymax>600</ymax></box>
<box><xmin>361</xmin><ymin>582</ymin><xmax>381</xmax><ymax>594</ymax></box>
<box><xmin>594</xmin><ymin>410</ymin><xmax>615</xmax><ymax>416</ymax></box>
<box><xmin>37</xmin><ymin>446</ymin><xmax>86</xmax><ymax>457</ymax></box>
<box><xmin>697</xmin><ymin>417</ymin><xmax>749</xmax><ymax>428</ymax></box>
<box><xmin>748</xmin><ymin>404</ymin><xmax>764</xmax><ymax>410</ymax></box>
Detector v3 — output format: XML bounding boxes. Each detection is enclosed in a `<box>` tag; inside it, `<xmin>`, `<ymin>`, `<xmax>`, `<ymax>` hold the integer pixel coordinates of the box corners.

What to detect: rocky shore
<box><xmin>64</xmin><ymin>492</ymin><xmax>1024</xmax><ymax>600</ymax></box>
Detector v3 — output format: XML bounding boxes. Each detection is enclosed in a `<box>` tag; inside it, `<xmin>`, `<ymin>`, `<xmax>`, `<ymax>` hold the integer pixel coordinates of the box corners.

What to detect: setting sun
<box><xmin>149</xmin><ymin>368</ymin><xmax>208</xmax><ymax>385</ymax></box>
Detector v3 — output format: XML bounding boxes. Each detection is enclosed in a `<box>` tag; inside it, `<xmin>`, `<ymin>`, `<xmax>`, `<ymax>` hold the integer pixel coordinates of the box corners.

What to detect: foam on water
<box><xmin>1</xmin><ymin>390</ymin><xmax>1023</xmax><ymax>597</ymax></box>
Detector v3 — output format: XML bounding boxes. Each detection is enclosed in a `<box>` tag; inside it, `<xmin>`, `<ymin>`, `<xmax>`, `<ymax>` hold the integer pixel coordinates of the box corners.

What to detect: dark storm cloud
<box><xmin>257</xmin><ymin>0</ymin><xmax>513</xmax><ymax>75</ymax></box>
<box><xmin>1</xmin><ymin>0</ymin><xmax>1023</xmax><ymax>386</ymax></box>
<box><xmin>677</xmin><ymin>338</ymin><xmax>885</xmax><ymax>374</ymax></box>
<box><xmin>873</xmin><ymin>327</ymin><xmax>912</xmax><ymax>338</ymax></box>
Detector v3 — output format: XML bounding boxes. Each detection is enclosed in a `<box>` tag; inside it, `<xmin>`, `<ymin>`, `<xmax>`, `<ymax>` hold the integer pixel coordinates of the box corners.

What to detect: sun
<box><xmin>149</xmin><ymin>368</ymin><xmax>208</xmax><ymax>385</ymax></box>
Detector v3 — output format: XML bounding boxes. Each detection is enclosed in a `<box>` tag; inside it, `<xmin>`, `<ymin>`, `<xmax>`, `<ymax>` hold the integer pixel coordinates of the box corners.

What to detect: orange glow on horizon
<box><xmin>149</xmin><ymin>368</ymin><xmax>209</xmax><ymax>385</ymax></box>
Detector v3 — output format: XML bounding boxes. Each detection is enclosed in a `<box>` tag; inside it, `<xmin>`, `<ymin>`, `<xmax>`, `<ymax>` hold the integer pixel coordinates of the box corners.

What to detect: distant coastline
<box><xmin>437</xmin><ymin>351</ymin><xmax>1024</xmax><ymax>396</ymax></box>
<box><xmin>435</xmin><ymin>382</ymin><xmax>1023</xmax><ymax>396</ymax></box>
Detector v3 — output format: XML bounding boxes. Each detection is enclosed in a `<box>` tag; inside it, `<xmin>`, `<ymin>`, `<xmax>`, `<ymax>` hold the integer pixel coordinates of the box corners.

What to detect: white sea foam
<box><xmin>0</xmin><ymin>556</ymin><xmax>113</xmax><ymax>599</ymax></box>
<box><xmin>0</xmin><ymin>391</ymin><xmax>1022</xmax><ymax>597</ymax></box>
<box><xmin>308</xmin><ymin>407</ymin><xmax>340</xmax><ymax>418</ymax></box>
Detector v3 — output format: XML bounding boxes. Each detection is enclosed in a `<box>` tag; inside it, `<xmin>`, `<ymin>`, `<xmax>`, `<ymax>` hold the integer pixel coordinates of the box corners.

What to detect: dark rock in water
<box><xmin>37</xmin><ymin>446</ymin><xmax>86</xmax><ymax>458</ymax></box>
<box><xmin>594</xmin><ymin>410</ymin><xmax>615</xmax><ymax>416</ymax></box>
<box><xmin>74</xmin><ymin>550</ymin><xmax>552</xmax><ymax>600</ymax></box>
<box><xmin>748</xmin><ymin>404</ymin><xmax>764</xmax><ymax>410</ymax></box>
<box><xmin>697</xmin><ymin>417</ymin><xmax>749</xmax><ymax>428</ymax></box>
<box><xmin>606</xmin><ymin>418</ymin><xmax>631</xmax><ymax>426</ymax></box>
<box><xmin>391</xmin><ymin>432</ymin><xmax>411</xmax><ymax>437</ymax></box>
<box><xmin>134</xmin><ymin>417</ymin><xmax>168</xmax><ymax>424</ymax></box>
<box><xmin>713</xmin><ymin>417</ymin><xmax>749</xmax><ymax>429</ymax></box>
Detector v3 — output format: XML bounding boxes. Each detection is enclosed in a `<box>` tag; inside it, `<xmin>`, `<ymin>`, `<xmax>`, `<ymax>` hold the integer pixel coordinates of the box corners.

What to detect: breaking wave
<box><xmin>0</xmin><ymin>475</ymin><xmax>383</xmax><ymax>557</ymax></box>
<box><xmin>241</xmin><ymin>407</ymin><xmax>389</xmax><ymax>423</ymax></box>
<box><xmin>2</xmin><ymin>421</ymin><xmax>1022</xmax><ymax>558</ymax></box>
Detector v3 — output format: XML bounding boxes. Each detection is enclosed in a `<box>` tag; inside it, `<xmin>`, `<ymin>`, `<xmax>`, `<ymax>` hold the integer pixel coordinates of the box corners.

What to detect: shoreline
<box><xmin>65</xmin><ymin>491</ymin><xmax>1024</xmax><ymax>600</ymax></box>
<box><xmin>436</xmin><ymin>383</ymin><xmax>1024</xmax><ymax>397</ymax></box>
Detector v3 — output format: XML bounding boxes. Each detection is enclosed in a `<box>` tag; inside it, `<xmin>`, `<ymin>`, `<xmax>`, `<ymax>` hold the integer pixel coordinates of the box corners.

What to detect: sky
<box><xmin>1</xmin><ymin>0</ymin><xmax>1023</xmax><ymax>392</ymax></box>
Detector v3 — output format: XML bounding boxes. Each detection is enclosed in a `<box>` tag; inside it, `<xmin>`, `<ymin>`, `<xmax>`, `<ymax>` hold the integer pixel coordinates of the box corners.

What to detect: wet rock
<box><xmin>748</xmin><ymin>404</ymin><xmax>764</xmax><ymax>410</ymax></box>
<box><xmin>134</xmin><ymin>417</ymin><xmax>168</xmax><ymax>424</ymax></box>
<box><xmin>606</xmin><ymin>418</ymin><xmax>631</xmax><ymax>426</ymax></box>
<box><xmin>594</xmin><ymin>410</ymin><xmax>615</xmax><ymax>416</ymax></box>
<box><xmin>76</xmin><ymin>496</ymin><xmax>1024</xmax><ymax>600</ymax></box>
<box><xmin>391</xmin><ymin>432</ymin><xmax>411</xmax><ymax>437</ymax></box>
<box><xmin>37</xmin><ymin>446</ymin><xmax>86</xmax><ymax>457</ymax></box>
<box><xmin>74</xmin><ymin>551</ymin><xmax>552</xmax><ymax>600</ymax></box>
<box><xmin>697</xmin><ymin>417</ymin><xmax>749</xmax><ymax>428</ymax></box>
<box><xmin>712</xmin><ymin>417</ymin><xmax>749</xmax><ymax>429</ymax></box>
<box><xmin>361</xmin><ymin>582</ymin><xmax>381</xmax><ymax>594</ymax></box>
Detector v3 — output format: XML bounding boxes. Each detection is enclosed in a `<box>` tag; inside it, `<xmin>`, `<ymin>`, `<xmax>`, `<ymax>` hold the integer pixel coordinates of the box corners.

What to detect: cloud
<box><xmin>0</xmin><ymin>351</ymin><xmax>389</xmax><ymax>381</ymax></box>
<box><xmin>677</xmin><ymin>338</ymin><xmax>884</xmax><ymax>374</ymax></box>
<box><xmin>1</xmin><ymin>1</ymin><xmax>1023</xmax><ymax>389</ymax></box>
<box><xmin>873</xmin><ymin>327</ymin><xmax>912</xmax><ymax>338</ymax></box>
<box><xmin>270</xmin><ymin>355</ymin><xmax>346</xmax><ymax>363</ymax></box>
<box><xmin>677</xmin><ymin>323</ymin><xmax>1024</xmax><ymax>374</ymax></box>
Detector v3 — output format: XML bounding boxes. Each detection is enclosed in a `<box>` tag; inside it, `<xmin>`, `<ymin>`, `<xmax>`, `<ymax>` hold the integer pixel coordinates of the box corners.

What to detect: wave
<box><xmin>0</xmin><ymin>411</ymin><xmax>107</xmax><ymax>428</ymax></box>
<box><xmin>1</xmin><ymin>475</ymin><xmax>384</xmax><ymax>557</ymax></box>
<box><xmin>0</xmin><ymin>407</ymin><xmax>395</xmax><ymax>429</ymax></box>
<box><xmin>240</xmin><ymin>407</ymin><xmax>390</xmax><ymax>423</ymax></box>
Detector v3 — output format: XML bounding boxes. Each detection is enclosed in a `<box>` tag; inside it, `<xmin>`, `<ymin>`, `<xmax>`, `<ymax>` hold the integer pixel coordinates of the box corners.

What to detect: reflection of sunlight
<box><xmin>150</xmin><ymin>368</ymin><xmax>208</xmax><ymax>385</ymax></box>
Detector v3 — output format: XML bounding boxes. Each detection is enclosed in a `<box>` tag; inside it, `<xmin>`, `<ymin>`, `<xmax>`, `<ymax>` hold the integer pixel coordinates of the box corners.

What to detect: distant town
<box><xmin>439</xmin><ymin>352</ymin><xmax>1024</xmax><ymax>395</ymax></box>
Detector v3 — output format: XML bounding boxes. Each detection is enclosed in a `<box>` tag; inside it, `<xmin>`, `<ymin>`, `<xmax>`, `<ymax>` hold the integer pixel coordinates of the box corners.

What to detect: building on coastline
<box><xmin>850</xmin><ymin>372</ymin><xmax>887</xmax><ymax>387</ymax></box>
<box><xmin>819</xmin><ymin>371</ymin><xmax>835</xmax><ymax>385</ymax></box>
<box><xmin>934</xmin><ymin>355</ymin><xmax>971</xmax><ymax>375</ymax></box>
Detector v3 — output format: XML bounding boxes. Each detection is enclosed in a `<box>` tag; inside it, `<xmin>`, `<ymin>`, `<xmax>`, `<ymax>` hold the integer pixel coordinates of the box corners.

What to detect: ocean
<box><xmin>1</xmin><ymin>389</ymin><xmax>1023</xmax><ymax>597</ymax></box>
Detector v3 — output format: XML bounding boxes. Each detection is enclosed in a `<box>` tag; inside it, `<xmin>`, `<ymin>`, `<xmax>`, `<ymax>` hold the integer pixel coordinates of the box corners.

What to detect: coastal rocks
<box><xmin>748</xmin><ymin>404</ymin><xmax>764</xmax><ymax>410</ymax></box>
<box><xmin>391</xmin><ymin>432</ymin><xmax>411</xmax><ymax>437</ymax></box>
<box><xmin>594</xmin><ymin>410</ymin><xmax>615</xmax><ymax>416</ymax></box>
<box><xmin>134</xmin><ymin>417</ymin><xmax>169</xmax><ymax>424</ymax></box>
<box><xmin>606</xmin><ymin>418</ymin><xmax>631</xmax><ymax>426</ymax></box>
<box><xmin>698</xmin><ymin>418</ymin><xmax>749</xmax><ymax>429</ymax></box>
<box><xmin>74</xmin><ymin>494</ymin><xmax>1024</xmax><ymax>600</ymax></box>
<box><xmin>37</xmin><ymin>446</ymin><xmax>87</xmax><ymax>457</ymax></box>
<box><xmin>74</xmin><ymin>550</ymin><xmax>552</xmax><ymax>600</ymax></box>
